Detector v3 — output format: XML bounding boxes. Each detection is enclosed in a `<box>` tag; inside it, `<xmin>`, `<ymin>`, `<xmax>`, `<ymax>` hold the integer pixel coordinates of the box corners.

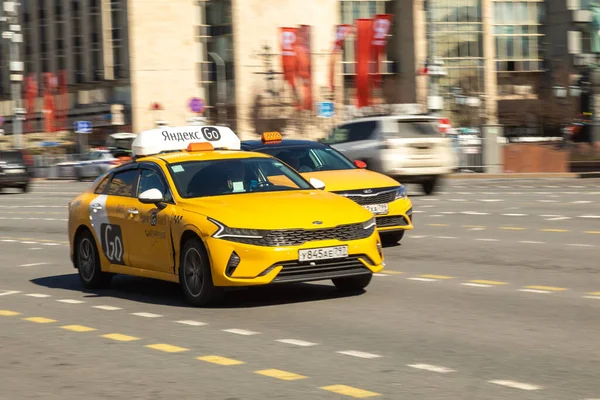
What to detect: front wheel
<box><xmin>179</xmin><ymin>237</ymin><xmax>224</xmax><ymax>307</ymax></box>
<box><xmin>75</xmin><ymin>230</ymin><xmax>112</xmax><ymax>289</ymax></box>
<box><xmin>381</xmin><ymin>230</ymin><xmax>405</xmax><ymax>246</ymax></box>
<box><xmin>332</xmin><ymin>274</ymin><xmax>372</xmax><ymax>292</ymax></box>
<box><xmin>421</xmin><ymin>177</ymin><xmax>438</xmax><ymax>195</ymax></box>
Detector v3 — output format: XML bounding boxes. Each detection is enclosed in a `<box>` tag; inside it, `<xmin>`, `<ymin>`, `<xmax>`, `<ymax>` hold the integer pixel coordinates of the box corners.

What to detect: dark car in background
<box><xmin>0</xmin><ymin>149</ymin><xmax>33</xmax><ymax>192</ymax></box>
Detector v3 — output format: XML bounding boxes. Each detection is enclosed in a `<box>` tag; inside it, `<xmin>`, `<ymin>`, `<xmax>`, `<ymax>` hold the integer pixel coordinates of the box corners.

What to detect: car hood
<box><xmin>181</xmin><ymin>189</ymin><xmax>373</xmax><ymax>230</ymax></box>
<box><xmin>300</xmin><ymin>169</ymin><xmax>400</xmax><ymax>192</ymax></box>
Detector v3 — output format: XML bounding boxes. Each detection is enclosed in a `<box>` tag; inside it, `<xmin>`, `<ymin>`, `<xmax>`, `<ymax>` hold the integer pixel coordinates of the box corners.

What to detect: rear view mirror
<box><xmin>354</xmin><ymin>160</ymin><xmax>367</xmax><ymax>169</ymax></box>
<box><xmin>139</xmin><ymin>188</ymin><xmax>164</xmax><ymax>204</ymax></box>
<box><xmin>309</xmin><ymin>178</ymin><xmax>326</xmax><ymax>190</ymax></box>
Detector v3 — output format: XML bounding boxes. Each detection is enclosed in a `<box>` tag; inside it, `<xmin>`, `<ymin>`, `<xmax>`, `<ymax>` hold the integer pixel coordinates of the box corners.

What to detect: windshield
<box><xmin>257</xmin><ymin>146</ymin><xmax>356</xmax><ymax>172</ymax></box>
<box><xmin>168</xmin><ymin>157</ymin><xmax>313</xmax><ymax>198</ymax></box>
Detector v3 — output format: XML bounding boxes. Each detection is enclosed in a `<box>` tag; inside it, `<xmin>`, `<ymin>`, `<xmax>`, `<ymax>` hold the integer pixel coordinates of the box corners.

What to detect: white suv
<box><xmin>323</xmin><ymin>115</ymin><xmax>458</xmax><ymax>195</ymax></box>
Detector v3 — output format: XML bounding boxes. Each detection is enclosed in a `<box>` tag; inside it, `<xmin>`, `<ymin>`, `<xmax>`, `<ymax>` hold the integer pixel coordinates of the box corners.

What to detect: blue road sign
<box><xmin>74</xmin><ymin>121</ymin><xmax>92</xmax><ymax>134</ymax></box>
<box><xmin>189</xmin><ymin>97</ymin><xmax>205</xmax><ymax>113</ymax></box>
<box><xmin>317</xmin><ymin>102</ymin><xmax>335</xmax><ymax>118</ymax></box>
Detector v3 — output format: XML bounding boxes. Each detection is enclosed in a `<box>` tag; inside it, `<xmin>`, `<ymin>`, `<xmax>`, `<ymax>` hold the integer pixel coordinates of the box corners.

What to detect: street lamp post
<box><xmin>2</xmin><ymin>1</ymin><xmax>24</xmax><ymax>149</ymax></box>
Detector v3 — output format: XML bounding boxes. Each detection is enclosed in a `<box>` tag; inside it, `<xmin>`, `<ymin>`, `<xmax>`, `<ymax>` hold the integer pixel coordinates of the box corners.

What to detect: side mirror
<box><xmin>139</xmin><ymin>188</ymin><xmax>164</xmax><ymax>204</ymax></box>
<box><xmin>309</xmin><ymin>177</ymin><xmax>326</xmax><ymax>190</ymax></box>
<box><xmin>354</xmin><ymin>160</ymin><xmax>367</xmax><ymax>169</ymax></box>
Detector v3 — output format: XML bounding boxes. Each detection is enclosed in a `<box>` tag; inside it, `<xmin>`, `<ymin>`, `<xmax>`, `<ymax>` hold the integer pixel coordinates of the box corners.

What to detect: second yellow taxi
<box><xmin>67</xmin><ymin>125</ymin><xmax>384</xmax><ymax>306</ymax></box>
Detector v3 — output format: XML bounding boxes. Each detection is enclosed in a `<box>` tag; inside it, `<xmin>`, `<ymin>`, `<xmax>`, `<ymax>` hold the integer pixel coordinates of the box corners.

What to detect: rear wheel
<box><xmin>422</xmin><ymin>177</ymin><xmax>438</xmax><ymax>195</ymax></box>
<box><xmin>381</xmin><ymin>230</ymin><xmax>405</xmax><ymax>245</ymax></box>
<box><xmin>75</xmin><ymin>229</ymin><xmax>112</xmax><ymax>289</ymax></box>
<box><xmin>21</xmin><ymin>183</ymin><xmax>29</xmax><ymax>193</ymax></box>
<box><xmin>332</xmin><ymin>274</ymin><xmax>372</xmax><ymax>292</ymax></box>
<box><xmin>179</xmin><ymin>237</ymin><xmax>224</xmax><ymax>307</ymax></box>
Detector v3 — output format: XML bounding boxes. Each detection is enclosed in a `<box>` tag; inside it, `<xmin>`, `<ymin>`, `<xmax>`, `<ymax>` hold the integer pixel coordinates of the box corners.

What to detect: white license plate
<box><xmin>6</xmin><ymin>168</ymin><xmax>25</xmax><ymax>174</ymax></box>
<box><xmin>363</xmin><ymin>203</ymin><xmax>388</xmax><ymax>215</ymax></box>
<box><xmin>298</xmin><ymin>245</ymin><xmax>348</xmax><ymax>262</ymax></box>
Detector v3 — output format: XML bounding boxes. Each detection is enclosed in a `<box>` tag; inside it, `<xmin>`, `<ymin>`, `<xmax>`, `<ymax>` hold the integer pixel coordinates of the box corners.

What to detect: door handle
<box><xmin>128</xmin><ymin>208</ymin><xmax>139</xmax><ymax>215</ymax></box>
<box><xmin>90</xmin><ymin>203</ymin><xmax>103</xmax><ymax>210</ymax></box>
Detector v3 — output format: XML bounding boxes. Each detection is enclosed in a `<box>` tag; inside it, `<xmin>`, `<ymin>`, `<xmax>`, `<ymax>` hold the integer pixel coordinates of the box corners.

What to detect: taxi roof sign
<box><xmin>132</xmin><ymin>125</ymin><xmax>241</xmax><ymax>156</ymax></box>
<box><xmin>261</xmin><ymin>131</ymin><xmax>282</xmax><ymax>144</ymax></box>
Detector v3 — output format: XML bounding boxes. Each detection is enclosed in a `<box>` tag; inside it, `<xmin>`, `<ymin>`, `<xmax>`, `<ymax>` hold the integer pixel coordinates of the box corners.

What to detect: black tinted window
<box><xmin>107</xmin><ymin>169</ymin><xmax>138</xmax><ymax>197</ymax></box>
<box><xmin>0</xmin><ymin>151</ymin><xmax>25</xmax><ymax>164</ymax></box>
<box><xmin>94</xmin><ymin>174</ymin><xmax>110</xmax><ymax>194</ymax></box>
<box><xmin>323</xmin><ymin>121</ymin><xmax>376</xmax><ymax>143</ymax></box>
<box><xmin>393</xmin><ymin>120</ymin><xmax>442</xmax><ymax>138</ymax></box>
<box><xmin>138</xmin><ymin>169</ymin><xmax>172</xmax><ymax>202</ymax></box>
<box><xmin>259</xmin><ymin>146</ymin><xmax>355</xmax><ymax>172</ymax></box>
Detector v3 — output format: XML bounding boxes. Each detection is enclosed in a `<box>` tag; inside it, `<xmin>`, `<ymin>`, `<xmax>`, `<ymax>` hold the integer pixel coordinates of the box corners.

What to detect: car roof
<box><xmin>139</xmin><ymin>149</ymin><xmax>272</xmax><ymax>164</ymax></box>
<box><xmin>241</xmin><ymin>139</ymin><xmax>327</xmax><ymax>151</ymax></box>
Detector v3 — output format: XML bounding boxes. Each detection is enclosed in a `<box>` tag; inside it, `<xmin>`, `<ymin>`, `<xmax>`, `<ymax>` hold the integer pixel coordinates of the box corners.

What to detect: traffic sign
<box><xmin>74</xmin><ymin>120</ymin><xmax>92</xmax><ymax>134</ymax></box>
<box><xmin>317</xmin><ymin>101</ymin><xmax>335</xmax><ymax>118</ymax></box>
<box><xmin>189</xmin><ymin>97</ymin><xmax>205</xmax><ymax>114</ymax></box>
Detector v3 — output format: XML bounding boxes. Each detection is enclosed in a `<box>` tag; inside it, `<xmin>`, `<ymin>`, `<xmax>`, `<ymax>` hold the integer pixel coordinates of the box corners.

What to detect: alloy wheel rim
<box><xmin>184</xmin><ymin>248</ymin><xmax>204</xmax><ymax>297</ymax></box>
<box><xmin>79</xmin><ymin>238</ymin><xmax>95</xmax><ymax>281</ymax></box>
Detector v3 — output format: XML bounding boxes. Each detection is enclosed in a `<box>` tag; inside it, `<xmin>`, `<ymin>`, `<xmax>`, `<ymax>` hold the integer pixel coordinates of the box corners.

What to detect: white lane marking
<box><xmin>572</xmin><ymin>200</ymin><xmax>592</xmax><ymax>204</ymax></box>
<box><xmin>28</xmin><ymin>247</ymin><xmax>43</xmax><ymax>250</ymax></box>
<box><xmin>0</xmin><ymin>205</ymin><xmax>64</xmax><ymax>208</ymax></box>
<box><xmin>501</xmin><ymin>213</ymin><xmax>527</xmax><ymax>217</ymax></box>
<box><xmin>567</xmin><ymin>244</ymin><xmax>595</xmax><ymax>248</ymax></box>
<box><xmin>488</xmin><ymin>380</ymin><xmax>542</xmax><ymax>391</ymax></box>
<box><xmin>337</xmin><ymin>350</ymin><xmax>382</xmax><ymax>359</ymax></box>
<box><xmin>0</xmin><ymin>290</ymin><xmax>21</xmax><ymax>296</ymax></box>
<box><xmin>540</xmin><ymin>214</ymin><xmax>561</xmax><ymax>217</ymax></box>
<box><xmin>546</xmin><ymin>216</ymin><xmax>570</xmax><ymax>221</ymax></box>
<box><xmin>448</xmin><ymin>199</ymin><xmax>466</xmax><ymax>202</ymax></box>
<box><xmin>461</xmin><ymin>211</ymin><xmax>489</xmax><ymax>215</ymax></box>
<box><xmin>175</xmin><ymin>320</ymin><xmax>207</xmax><ymax>326</ymax></box>
<box><xmin>42</xmin><ymin>242</ymin><xmax>60</xmax><ymax>246</ymax></box>
<box><xmin>413</xmin><ymin>210</ymin><xmax>425</xmax><ymax>214</ymax></box>
<box><xmin>519</xmin><ymin>241</ymin><xmax>545</xmax><ymax>244</ymax></box>
<box><xmin>374</xmin><ymin>273</ymin><xmax>388</xmax><ymax>277</ymax></box>
<box><xmin>440</xmin><ymin>211</ymin><xmax>457</xmax><ymax>215</ymax></box>
<box><xmin>583</xmin><ymin>296</ymin><xmax>600</xmax><ymax>300</ymax></box>
<box><xmin>469</xmin><ymin>227</ymin><xmax>486</xmax><ymax>231</ymax></box>
<box><xmin>538</xmin><ymin>199</ymin><xmax>558</xmax><ymax>203</ymax></box>
<box><xmin>57</xmin><ymin>299</ymin><xmax>85</xmax><ymax>304</ymax></box>
<box><xmin>21</xmin><ymin>241</ymin><xmax>37</xmax><ymax>244</ymax></box>
<box><xmin>480</xmin><ymin>199</ymin><xmax>503</xmax><ymax>202</ymax></box>
<box><xmin>223</xmin><ymin>328</ymin><xmax>260</xmax><ymax>336</ymax></box>
<box><xmin>421</xmin><ymin>198</ymin><xmax>439</xmax><ymax>201</ymax></box>
<box><xmin>436</xmin><ymin>236</ymin><xmax>456</xmax><ymax>239</ymax></box>
<box><xmin>407</xmin><ymin>277</ymin><xmax>438</xmax><ymax>282</ymax></box>
<box><xmin>19</xmin><ymin>262</ymin><xmax>49</xmax><ymax>267</ymax></box>
<box><xmin>277</xmin><ymin>339</ymin><xmax>318</xmax><ymax>347</ymax></box>
<box><xmin>461</xmin><ymin>283</ymin><xmax>493</xmax><ymax>288</ymax></box>
<box><xmin>25</xmin><ymin>293</ymin><xmax>51</xmax><ymax>298</ymax></box>
<box><xmin>407</xmin><ymin>364</ymin><xmax>455</xmax><ymax>373</ymax></box>
<box><xmin>409</xmin><ymin>235</ymin><xmax>427</xmax><ymax>239</ymax></box>
<box><xmin>131</xmin><ymin>312</ymin><xmax>162</xmax><ymax>318</ymax></box>
<box><xmin>1</xmin><ymin>239</ymin><xmax>16</xmax><ymax>242</ymax></box>
<box><xmin>579</xmin><ymin>215</ymin><xmax>600</xmax><ymax>219</ymax></box>
<box><xmin>475</xmin><ymin>238</ymin><xmax>499</xmax><ymax>242</ymax></box>
<box><xmin>518</xmin><ymin>289</ymin><xmax>551</xmax><ymax>294</ymax></box>
<box><xmin>93</xmin><ymin>305</ymin><xmax>122</xmax><ymax>311</ymax></box>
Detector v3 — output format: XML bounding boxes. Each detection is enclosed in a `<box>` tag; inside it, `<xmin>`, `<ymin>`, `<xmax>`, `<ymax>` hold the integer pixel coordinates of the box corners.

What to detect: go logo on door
<box><xmin>100</xmin><ymin>223</ymin><xmax>125</xmax><ymax>265</ymax></box>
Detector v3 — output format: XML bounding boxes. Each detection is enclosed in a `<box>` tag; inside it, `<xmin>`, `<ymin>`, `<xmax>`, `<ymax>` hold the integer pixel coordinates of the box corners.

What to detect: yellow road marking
<box><xmin>383</xmin><ymin>270</ymin><xmax>404</xmax><ymax>275</ymax></box>
<box><xmin>427</xmin><ymin>224</ymin><xmax>449</xmax><ymax>227</ymax></box>
<box><xmin>61</xmin><ymin>325</ymin><xmax>96</xmax><ymax>332</ymax></box>
<box><xmin>197</xmin><ymin>355</ymin><xmax>244</xmax><ymax>366</ymax></box>
<box><xmin>500</xmin><ymin>227</ymin><xmax>527</xmax><ymax>231</ymax></box>
<box><xmin>0</xmin><ymin>310</ymin><xmax>21</xmax><ymax>316</ymax></box>
<box><xmin>585</xmin><ymin>231</ymin><xmax>600</xmax><ymax>235</ymax></box>
<box><xmin>255</xmin><ymin>369</ymin><xmax>307</xmax><ymax>381</ymax></box>
<box><xmin>23</xmin><ymin>317</ymin><xmax>56</xmax><ymax>323</ymax></box>
<box><xmin>524</xmin><ymin>286</ymin><xmax>568</xmax><ymax>292</ymax></box>
<box><xmin>470</xmin><ymin>280</ymin><xmax>508</xmax><ymax>285</ymax></box>
<box><xmin>540</xmin><ymin>229</ymin><xmax>569</xmax><ymax>233</ymax></box>
<box><xmin>321</xmin><ymin>385</ymin><xmax>381</xmax><ymax>398</ymax></box>
<box><xmin>419</xmin><ymin>274</ymin><xmax>453</xmax><ymax>280</ymax></box>
<box><xmin>587</xmin><ymin>292</ymin><xmax>600</xmax><ymax>296</ymax></box>
<box><xmin>101</xmin><ymin>333</ymin><xmax>140</xmax><ymax>342</ymax></box>
<box><xmin>146</xmin><ymin>344</ymin><xmax>189</xmax><ymax>353</ymax></box>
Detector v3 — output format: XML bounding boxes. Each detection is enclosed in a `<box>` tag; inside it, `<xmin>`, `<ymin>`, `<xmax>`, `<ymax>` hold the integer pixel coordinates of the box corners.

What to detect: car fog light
<box><xmin>225</xmin><ymin>251</ymin><xmax>241</xmax><ymax>277</ymax></box>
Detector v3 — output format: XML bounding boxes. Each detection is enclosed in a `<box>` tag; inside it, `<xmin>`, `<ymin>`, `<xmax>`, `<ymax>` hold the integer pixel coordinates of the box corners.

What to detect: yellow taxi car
<box><xmin>68</xmin><ymin>125</ymin><xmax>384</xmax><ymax>306</ymax></box>
<box><xmin>241</xmin><ymin>132</ymin><xmax>413</xmax><ymax>245</ymax></box>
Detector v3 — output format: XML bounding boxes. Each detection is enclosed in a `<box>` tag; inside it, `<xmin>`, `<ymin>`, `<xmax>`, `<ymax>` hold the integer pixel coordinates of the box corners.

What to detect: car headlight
<box><xmin>395</xmin><ymin>185</ymin><xmax>407</xmax><ymax>200</ymax></box>
<box><xmin>208</xmin><ymin>218</ymin><xmax>265</xmax><ymax>240</ymax></box>
<box><xmin>363</xmin><ymin>217</ymin><xmax>376</xmax><ymax>230</ymax></box>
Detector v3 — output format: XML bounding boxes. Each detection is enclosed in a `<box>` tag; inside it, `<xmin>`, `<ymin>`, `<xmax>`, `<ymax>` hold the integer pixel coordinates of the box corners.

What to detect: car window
<box><xmin>94</xmin><ymin>174</ymin><xmax>111</xmax><ymax>194</ymax></box>
<box><xmin>0</xmin><ymin>151</ymin><xmax>25</xmax><ymax>164</ymax></box>
<box><xmin>168</xmin><ymin>157</ymin><xmax>312</xmax><ymax>198</ymax></box>
<box><xmin>138</xmin><ymin>169</ymin><xmax>173</xmax><ymax>202</ymax></box>
<box><xmin>258</xmin><ymin>146</ymin><xmax>355</xmax><ymax>172</ymax></box>
<box><xmin>322</xmin><ymin>121</ymin><xmax>376</xmax><ymax>144</ymax></box>
<box><xmin>391</xmin><ymin>120</ymin><xmax>443</xmax><ymax>138</ymax></box>
<box><xmin>106</xmin><ymin>169</ymin><xmax>139</xmax><ymax>197</ymax></box>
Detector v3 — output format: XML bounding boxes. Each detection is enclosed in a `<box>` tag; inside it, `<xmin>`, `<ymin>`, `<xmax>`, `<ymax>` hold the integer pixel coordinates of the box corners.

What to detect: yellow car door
<box><xmin>124</xmin><ymin>165</ymin><xmax>176</xmax><ymax>274</ymax></box>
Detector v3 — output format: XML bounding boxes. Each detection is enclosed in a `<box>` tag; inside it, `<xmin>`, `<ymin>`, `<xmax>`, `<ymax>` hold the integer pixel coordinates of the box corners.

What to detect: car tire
<box><xmin>381</xmin><ymin>230</ymin><xmax>405</xmax><ymax>245</ymax></box>
<box><xmin>21</xmin><ymin>183</ymin><xmax>29</xmax><ymax>193</ymax></box>
<box><xmin>179</xmin><ymin>237</ymin><xmax>224</xmax><ymax>307</ymax></box>
<box><xmin>75</xmin><ymin>229</ymin><xmax>112</xmax><ymax>289</ymax></box>
<box><xmin>422</xmin><ymin>178</ymin><xmax>438</xmax><ymax>195</ymax></box>
<box><xmin>332</xmin><ymin>273</ymin><xmax>372</xmax><ymax>292</ymax></box>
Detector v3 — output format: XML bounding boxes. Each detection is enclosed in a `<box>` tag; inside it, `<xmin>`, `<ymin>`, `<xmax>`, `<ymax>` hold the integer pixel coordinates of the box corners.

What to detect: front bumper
<box><xmin>371</xmin><ymin>198</ymin><xmax>414</xmax><ymax>233</ymax></box>
<box><xmin>205</xmin><ymin>233</ymin><xmax>384</xmax><ymax>287</ymax></box>
<box><xmin>0</xmin><ymin>172</ymin><xmax>30</xmax><ymax>186</ymax></box>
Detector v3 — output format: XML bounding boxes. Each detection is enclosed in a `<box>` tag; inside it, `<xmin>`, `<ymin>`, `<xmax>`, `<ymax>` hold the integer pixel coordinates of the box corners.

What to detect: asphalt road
<box><xmin>0</xmin><ymin>178</ymin><xmax>599</xmax><ymax>399</ymax></box>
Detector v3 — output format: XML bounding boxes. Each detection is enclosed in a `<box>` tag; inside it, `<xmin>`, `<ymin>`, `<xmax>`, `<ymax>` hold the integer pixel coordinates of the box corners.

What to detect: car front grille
<box><xmin>259</xmin><ymin>222</ymin><xmax>375</xmax><ymax>247</ymax></box>
<box><xmin>333</xmin><ymin>188</ymin><xmax>398</xmax><ymax>205</ymax></box>
<box><xmin>376</xmin><ymin>215</ymin><xmax>409</xmax><ymax>227</ymax></box>
<box><xmin>272</xmin><ymin>256</ymin><xmax>372</xmax><ymax>283</ymax></box>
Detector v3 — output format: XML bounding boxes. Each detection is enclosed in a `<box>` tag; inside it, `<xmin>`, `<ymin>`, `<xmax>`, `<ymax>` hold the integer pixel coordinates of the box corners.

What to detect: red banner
<box><xmin>280</xmin><ymin>27</ymin><xmax>298</xmax><ymax>95</ymax></box>
<box><xmin>329</xmin><ymin>24</ymin><xmax>352</xmax><ymax>93</ymax></box>
<box><xmin>43</xmin><ymin>73</ymin><xmax>56</xmax><ymax>133</ymax></box>
<box><xmin>295</xmin><ymin>25</ymin><xmax>312</xmax><ymax>111</ymax></box>
<box><xmin>24</xmin><ymin>74</ymin><xmax>38</xmax><ymax>133</ymax></box>
<box><xmin>371</xmin><ymin>14</ymin><xmax>393</xmax><ymax>89</ymax></box>
<box><xmin>355</xmin><ymin>19</ymin><xmax>373</xmax><ymax>108</ymax></box>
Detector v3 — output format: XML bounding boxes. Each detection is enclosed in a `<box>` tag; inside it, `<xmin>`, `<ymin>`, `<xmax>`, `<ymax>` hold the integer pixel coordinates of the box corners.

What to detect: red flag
<box><xmin>279</xmin><ymin>27</ymin><xmax>298</xmax><ymax>96</ymax></box>
<box><xmin>24</xmin><ymin>74</ymin><xmax>38</xmax><ymax>133</ymax></box>
<box><xmin>329</xmin><ymin>24</ymin><xmax>352</xmax><ymax>92</ymax></box>
<box><xmin>371</xmin><ymin>14</ymin><xmax>393</xmax><ymax>89</ymax></box>
<box><xmin>295</xmin><ymin>25</ymin><xmax>313</xmax><ymax>111</ymax></box>
<box><xmin>43</xmin><ymin>73</ymin><xmax>56</xmax><ymax>133</ymax></box>
<box><xmin>355</xmin><ymin>19</ymin><xmax>373</xmax><ymax>108</ymax></box>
